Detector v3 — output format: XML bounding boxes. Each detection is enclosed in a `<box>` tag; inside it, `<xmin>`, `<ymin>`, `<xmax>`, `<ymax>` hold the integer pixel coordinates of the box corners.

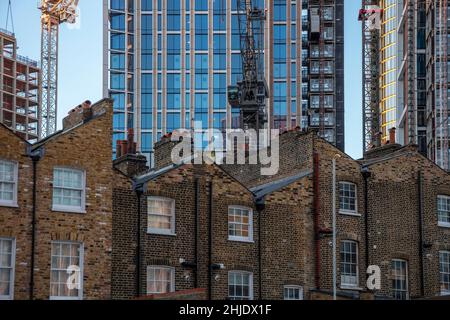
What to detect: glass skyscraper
<box><xmin>103</xmin><ymin>0</ymin><xmax>344</xmax><ymax>166</ymax></box>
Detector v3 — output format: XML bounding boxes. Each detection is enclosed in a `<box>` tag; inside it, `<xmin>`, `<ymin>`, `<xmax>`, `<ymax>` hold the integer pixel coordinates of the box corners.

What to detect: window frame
<box><xmin>340</xmin><ymin>240</ymin><xmax>359</xmax><ymax>289</ymax></box>
<box><xmin>147</xmin><ymin>196</ymin><xmax>176</xmax><ymax>235</ymax></box>
<box><xmin>283</xmin><ymin>285</ymin><xmax>304</xmax><ymax>300</ymax></box>
<box><xmin>0</xmin><ymin>159</ymin><xmax>18</xmax><ymax>207</ymax></box>
<box><xmin>52</xmin><ymin>167</ymin><xmax>86</xmax><ymax>214</ymax></box>
<box><xmin>437</xmin><ymin>195</ymin><xmax>450</xmax><ymax>228</ymax></box>
<box><xmin>338</xmin><ymin>181</ymin><xmax>359</xmax><ymax>216</ymax></box>
<box><xmin>228</xmin><ymin>206</ymin><xmax>254</xmax><ymax>243</ymax></box>
<box><xmin>0</xmin><ymin>238</ymin><xmax>16</xmax><ymax>300</ymax></box>
<box><xmin>146</xmin><ymin>266</ymin><xmax>175</xmax><ymax>295</ymax></box>
<box><xmin>228</xmin><ymin>271</ymin><xmax>254</xmax><ymax>300</ymax></box>
<box><xmin>440</xmin><ymin>251</ymin><xmax>450</xmax><ymax>296</ymax></box>
<box><xmin>391</xmin><ymin>259</ymin><xmax>409</xmax><ymax>300</ymax></box>
<box><xmin>49</xmin><ymin>241</ymin><xmax>84</xmax><ymax>300</ymax></box>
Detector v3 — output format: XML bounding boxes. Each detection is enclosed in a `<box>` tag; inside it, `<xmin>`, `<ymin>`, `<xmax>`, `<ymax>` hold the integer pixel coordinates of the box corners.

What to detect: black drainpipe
<box><xmin>28</xmin><ymin>147</ymin><xmax>43</xmax><ymax>300</ymax></box>
<box><xmin>208</xmin><ymin>180</ymin><xmax>213</xmax><ymax>299</ymax></box>
<box><xmin>361</xmin><ymin>166</ymin><xmax>371</xmax><ymax>270</ymax></box>
<box><xmin>256</xmin><ymin>198</ymin><xmax>265</xmax><ymax>300</ymax></box>
<box><xmin>418</xmin><ymin>171</ymin><xmax>425</xmax><ymax>296</ymax></box>
<box><xmin>136</xmin><ymin>189</ymin><xmax>143</xmax><ymax>298</ymax></box>
<box><xmin>194</xmin><ymin>178</ymin><xmax>200</xmax><ymax>288</ymax></box>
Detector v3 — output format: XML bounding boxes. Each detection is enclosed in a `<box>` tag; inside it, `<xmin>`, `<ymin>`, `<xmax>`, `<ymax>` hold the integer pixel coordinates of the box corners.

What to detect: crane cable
<box><xmin>5</xmin><ymin>0</ymin><xmax>15</xmax><ymax>33</ymax></box>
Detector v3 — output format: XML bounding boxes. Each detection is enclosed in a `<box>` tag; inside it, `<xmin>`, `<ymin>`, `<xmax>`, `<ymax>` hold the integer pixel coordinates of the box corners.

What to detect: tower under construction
<box><xmin>0</xmin><ymin>30</ymin><xmax>41</xmax><ymax>142</ymax></box>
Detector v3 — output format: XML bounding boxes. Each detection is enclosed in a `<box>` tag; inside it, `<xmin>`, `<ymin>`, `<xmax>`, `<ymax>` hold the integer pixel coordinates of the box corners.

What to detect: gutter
<box><xmin>313</xmin><ymin>153</ymin><xmax>321</xmax><ymax>289</ymax></box>
<box><xmin>418</xmin><ymin>171</ymin><xmax>425</xmax><ymax>296</ymax></box>
<box><xmin>136</xmin><ymin>190</ymin><xmax>143</xmax><ymax>298</ymax></box>
<box><xmin>255</xmin><ymin>198</ymin><xmax>265</xmax><ymax>300</ymax></box>
<box><xmin>361</xmin><ymin>166</ymin><xmax>371</xmax><ymax>271</ymax></box>
<box><xmin>208</xmin><ymin>181</ymin><xmax>213</xmax><ymax>299</ymax></box>
<box><xmin>194</xmin><ymin>178</ymin><xmax>200</xmax><ymax>288</ymax></box>
<box><xmin>27</xmin><ymin>146</ymin><xmax>44</xmax><ymax>300</ymax></box>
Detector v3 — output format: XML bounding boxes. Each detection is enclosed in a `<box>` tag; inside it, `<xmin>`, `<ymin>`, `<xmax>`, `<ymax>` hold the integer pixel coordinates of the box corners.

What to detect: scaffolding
<box><xmin>436</xmin><ymin>0</ymin><xmax>449</xmax><ymax>170</ymax></box>
<box><xmin>0</xmin><ymin>31</ymin><xmax>41</xmax><ymax>142</ymax></box>
<box><xmin>359</xmin><ymin>1</ymin><xmax>381</xmax><ymax>153</ymax></box>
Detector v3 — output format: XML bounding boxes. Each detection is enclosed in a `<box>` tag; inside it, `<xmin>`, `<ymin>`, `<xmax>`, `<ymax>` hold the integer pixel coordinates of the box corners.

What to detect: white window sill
<box><xmin>0</xmin><ymin>295</ymin><xmax>13</xmax><ymax>300</ymax></box>
<box><xmin>52</xmin><ymin>206</ymin><xmax>86</xmax><ymax>214</ymax></box>
<box><xmin>49</xmin><ymin>296</ymin><xmax>83</xmax><ymax>300</ymax></box>
<box><xmin>0</xmin><ymin>202</ymin><xmax>18</xmax><ymax>208</ymax></box>
<box><xmin>147</xmin><ymin>229</ymin><xmax>176</xmax><ymax>236</ymax></box>
<box><xmin>228</xmin><ymin>237</ymin><xmax>254</xmax><ymax>243</ymax></box>
<box><xmin>438</xmin><ymin>222</ymin><xmax>450</xmax><ymax>228</ymax></box>
<box><xmin>339</xmin><ymin>210</ymin><xmax>361</xmax><ymax>217</ymax></box>
<box><xmin>340</xmin><ymin>285</ymin><xmax>363</xmax><ymax>291</ymax></box>
<box><xmin>441</xmin><ymin>291</ymin><xmax>450</xmax><ymax>296</ymax></box>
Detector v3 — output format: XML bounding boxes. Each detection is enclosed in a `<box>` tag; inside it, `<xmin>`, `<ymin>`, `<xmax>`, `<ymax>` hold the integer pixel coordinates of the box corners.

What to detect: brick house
<box><xmin>1</xmin><ymin>97</ymin><xmax>449</xmax><ymax>300</ymax></box>
<box><xmin>0</xmin><ymin>99</ymin><xmax>114</xmax><ymax>300</ymax></box>
<box><xmin>111</xmin><ymin>128</ymin><xmax>450</xmax><ymax>300</ymax></box>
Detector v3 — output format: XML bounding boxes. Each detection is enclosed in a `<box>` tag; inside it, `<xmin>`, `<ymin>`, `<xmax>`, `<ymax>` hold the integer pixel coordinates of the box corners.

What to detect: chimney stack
<box><xmin>389</xmin><ymin>127</ymin><xmax>396</xmax><ymax>144</ymax></box>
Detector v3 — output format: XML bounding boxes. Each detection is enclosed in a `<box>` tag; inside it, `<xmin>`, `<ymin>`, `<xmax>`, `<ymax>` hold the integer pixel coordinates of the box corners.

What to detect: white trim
<box><xmin>228</xmin><ymin>206</ymin><xmax>254</xmax><ymax>243</ymax></box>
<box><xmin>338</xmin><ymin>181</ymin><xmax>358</xmax><ymax>214</ymax></box>
<box><xmin>391</xmin><ymin>259</ymin><xmax>409</xmax><ymax>300</ymax></box>
<box><xmin>439</xmin><ymin>251</ymin><xmax>450</xmax><ymax>295</ymax></box>
<box><xmin>51</xmin><ymin>168</ymin><xmax>86</xmax><ymax>214</ymax></box>
<box><xmin>0</xmin><ymin>238</ymin><xmax>16</xmax><ymax>300</ymax></box>
<box><xmin>437</xmin><ymin>195</ymin><xmax>450</xmax><ymax>227</ymax></box>
<box><xmin>146</xmin><ymin>265</ymin><xmax>175</xmax><ymax>295</ymax></box>
<box><xmin>228</xmin><ymin>270</ymin><xmax>253</xmax><ymax>300</ymax></box>
<box><xmin>0</xmin><ymin>160</ymin><xmax>18</xmax><ymax>208</ymax></box>
<box><xmin>340</xmin><ymin>240</ymin><xmax>359</xmax><ymax>288</ymax></box>
<box><xmin>283</xmin><ymin>285</ymin><xmax>304</xmax><ymax>300</ymax></box>
<box><xmin>49</xmin><ymin>241</ymin><xmax>84</xmax><ymax>300</ymax></box>
<box><xmin>147</xmin><ymin>196</ymin><xmax>176</xmax><ymax>235</ymax></box>
<box><xmin>339</xmin><ymin>210</ymin><xmax>362</xmax><ymax>217</ymax></box>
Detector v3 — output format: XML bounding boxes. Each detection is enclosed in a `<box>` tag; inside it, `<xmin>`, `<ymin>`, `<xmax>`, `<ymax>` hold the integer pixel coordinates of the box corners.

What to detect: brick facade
<box><xmin>2</xmin><ymin>99</ymin><xmax>449</xmax><ymax>300</ymax></box>
<box><xmin>0</xmin><ymin>99</ymin><xmax>113</xmax><ymax>300</ymax></box>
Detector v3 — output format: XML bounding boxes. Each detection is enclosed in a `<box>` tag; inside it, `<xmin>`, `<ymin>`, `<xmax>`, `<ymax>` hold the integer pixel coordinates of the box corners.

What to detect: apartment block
<box><xmin>0</xmin><ymin>29</ymin><xmax>41</xmax><ymax>143</ymax></box>
<box><xmin>103</xmin><ymin>0</ymin><xmax>345</xmax><ymax>166</ymax></box>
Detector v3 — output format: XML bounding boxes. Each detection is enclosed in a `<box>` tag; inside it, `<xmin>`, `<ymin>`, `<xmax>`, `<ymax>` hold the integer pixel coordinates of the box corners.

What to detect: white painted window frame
<box><xmin>0</xmin><ymin>238</ymin><xmax>16</xmax><ymax>300</ymax></box>
<box><xmin>52</xmin><ymin>167</ymin><xmax>86</xmax><ymax>214</ymax></box>
<box><xmin>228</xmin><ymin>206</ymin><xmax>254</xmax><ymax>243</ymax></box>
<box><xmin>439</xmin><ymin>251</ymin><xmax>450</xmax><ymax>296</ymax></box>
<box><xmin>283</xmin><ymin>285</ymin><xmax>304</xmax><ymax>300</ymax></box>
<box><xmin>147</xmin><ymin>196</ymin><xmax>176</xmax><ymax>235</ymax></box>
<box><xmin>146</xmin><ymin>266</ymin><xmax>175</xmax><ymax>295</ymax></box>
<box><xmin>49</xmin><ymin>241</ymin><xmax>84</xmax><ymax>300</ymax></box>
<box><xmin>340</xmin><ymin>240</ymin><xmax>359</xmax><ymax>288</ymax></box>
<box><xmin>339</xmin><ymin>181</ymin><xmax>359</xmax><ymax>216</ymax></box>
<box><xmin>0</xmin><ymin>160</ymin><xmax>18</xmax><ymax>208</ymax></box>
<box><xmin>228</xmin><ymin>271</ymin><xmax>254</xmax><ymax>300</ymax></box>
<box><xmin>437</xmin><ymin>195</ymin><xmax>450</xmax><ymax>228</ymax></box>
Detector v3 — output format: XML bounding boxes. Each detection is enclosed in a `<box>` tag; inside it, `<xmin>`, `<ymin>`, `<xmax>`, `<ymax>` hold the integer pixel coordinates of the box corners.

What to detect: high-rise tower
<box><xmin>103</xmin><ymin>0</ymin><xmax>345</xmax><ymax>166</ymax></box>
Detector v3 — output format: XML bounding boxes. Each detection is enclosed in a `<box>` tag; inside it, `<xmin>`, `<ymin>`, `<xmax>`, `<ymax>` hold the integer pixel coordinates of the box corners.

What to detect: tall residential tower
<box><xmin>103</xmin><ymin>0</ymin><xmax>344</xmax><ymax>165</ymax></box>
<box><xmin>362</xmin><ymin>0</ymin><xmax>449</xmax><ymax>171</ymax></box>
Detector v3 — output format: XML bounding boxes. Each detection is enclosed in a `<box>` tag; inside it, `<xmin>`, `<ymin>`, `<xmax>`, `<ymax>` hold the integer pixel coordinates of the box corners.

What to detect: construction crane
<box><xmin>227</xmin><ymin>0</ymin><xmax>269</xmax><ymax>132</ymax></box>
<box><xmin>39</xmin><ymin>0</ymin><xmax>79</xmax><ymax>137</ymax></box>
<box><xmin>358</xmin><ymin>1</ymin><xmax>382</xmax><ymax>153</ymax></box>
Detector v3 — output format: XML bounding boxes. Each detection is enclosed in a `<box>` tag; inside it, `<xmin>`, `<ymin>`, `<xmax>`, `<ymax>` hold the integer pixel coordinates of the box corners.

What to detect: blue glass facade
<box><xmin>105</xmin><ymin>0</ymin><xmax>344</xmax><ymax>166</ymax></box>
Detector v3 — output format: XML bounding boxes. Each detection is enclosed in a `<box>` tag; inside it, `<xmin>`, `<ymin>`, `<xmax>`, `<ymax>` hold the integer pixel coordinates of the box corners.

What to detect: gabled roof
<box><xmin>31</xmin><ymin>100</ymin><xmax>109</xmax><ymax>151</ymax></box>
<box><xmin>133</xmin><ymin>156</ymin><xmax>195</xmax><ymax>191</ymax></box>
<box><xmin>0</xmin><ymin>122</ymin><xmax>31</xmax><ymax>145</ymax></box>
<box><xmin>250</xmin><ymin>169</ymin><xmax>313</xmax><ymax>200</ymax></box>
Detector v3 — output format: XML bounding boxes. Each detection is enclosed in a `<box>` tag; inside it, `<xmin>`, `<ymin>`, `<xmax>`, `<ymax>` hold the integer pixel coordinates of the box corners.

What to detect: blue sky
<box><xmin>0</xmin><ymin>0</ymin><xmax>362</xmax><ymax>159</ymax></box>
